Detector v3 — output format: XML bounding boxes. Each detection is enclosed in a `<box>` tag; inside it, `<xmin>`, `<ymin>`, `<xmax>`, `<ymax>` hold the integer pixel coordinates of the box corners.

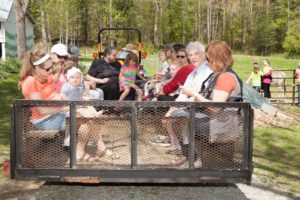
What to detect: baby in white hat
<box><xmin>61</xmin><ymin>67</ymin><xmax>113</xmax><ymax>161</ymax></box>
<box><xmin>60</xmin><ymin>67</ymin><xmax>103</xmax><ymax>118</ymax></box>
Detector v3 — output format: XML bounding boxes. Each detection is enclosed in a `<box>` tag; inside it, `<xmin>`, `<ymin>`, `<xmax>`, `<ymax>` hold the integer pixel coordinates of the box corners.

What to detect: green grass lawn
<box><xmin>0</xmin><ymin>55</ymin><xmax>300</xmax><ymax>196</ymax></box>
<box><xmin>233</xmin><ymin>55</ymin><xmax>299</xmax><ymax>80</ymax></box>
<box><xmin>253</xmin><ymin>124</ymin><xmax>300</xmax><ymax>196</ymax></box>
<box><xmin>0</xmin><ymin>74</ymin><xmax>22</xmax><ymax>148</ymax></box>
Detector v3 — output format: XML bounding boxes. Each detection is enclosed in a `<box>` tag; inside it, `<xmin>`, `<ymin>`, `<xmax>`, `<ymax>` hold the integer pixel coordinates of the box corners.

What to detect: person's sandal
<box><xmin>82</xmin><ymin>153</ymin><xmax>95</xmax><ymax>162</ymax></box>
<box><xmin>97</xmin><ymin>149</ymin><xmax>120</xmax><ymax>159</ymax></box>
<box><xmin>172</xmin><ymin>156</ymin><xmax>187</xmax><ymax>166</ymax></box>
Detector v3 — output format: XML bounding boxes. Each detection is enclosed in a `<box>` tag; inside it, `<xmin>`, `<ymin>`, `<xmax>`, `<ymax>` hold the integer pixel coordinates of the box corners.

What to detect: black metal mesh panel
<box><xmin>136</xmin><ymin>103</ymin><xmax>190</xmax><ymax>169</ymax></box>
<box><xmin>75</xmin><ymin>104</ymin><xmax>131</xmax><ymax>169</ymax></box>
<box><xmin>14</xmin><ymin>100</ymin><xmax>250</xmax><ymax>174</ymax></box>
<box><xmin>20</xmin><ymin>104</ymin><xmax>69</xmax><ymax>168</ymax></box>
<box><xmin>194</xmin><ymin>106</ymin><xmax>244</xmax><ymax>169</ymax></box>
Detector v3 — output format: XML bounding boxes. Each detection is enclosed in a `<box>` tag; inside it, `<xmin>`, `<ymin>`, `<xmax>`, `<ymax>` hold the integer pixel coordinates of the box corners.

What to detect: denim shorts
<box><xmin>31</xmin><ymin>112</ymin><xmax>69</xmax><ymax>131</ymax></box>
<box><xmin>171</xmin><ymin>108</ymin><xmax>207</xmax><ymax>119</ymax></box>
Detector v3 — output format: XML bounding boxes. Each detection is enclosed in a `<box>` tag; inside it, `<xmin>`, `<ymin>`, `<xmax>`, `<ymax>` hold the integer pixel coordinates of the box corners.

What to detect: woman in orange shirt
<box><xmin>19</xmin><ymin>50</ymin><xmax>118</xmax><ymax>161</ymax></box>
<box><xmin>181</xmin><ymin>40</ymin><xmax>242</xmax><ymax>102</ymax></box>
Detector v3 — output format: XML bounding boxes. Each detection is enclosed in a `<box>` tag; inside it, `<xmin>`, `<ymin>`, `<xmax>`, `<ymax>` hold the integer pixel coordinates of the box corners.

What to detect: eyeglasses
<box><xmin>176</xmin><ymin>55</ymin><xmax>186</xmax><ymax>59</ymax></box>
<box><xmin>205</xmin><ymin>56</ymin><xmax>210</xmax><ymax>62</ymax></box>
<box><xmin>39</xmin><ymin>66</ymin><xmax>52</xmax><ymax>72</ymax></box>
<box><xmin>56</xmin><ymin>54</ymin><xmax>68</xmax><ymax>60</ymax></box>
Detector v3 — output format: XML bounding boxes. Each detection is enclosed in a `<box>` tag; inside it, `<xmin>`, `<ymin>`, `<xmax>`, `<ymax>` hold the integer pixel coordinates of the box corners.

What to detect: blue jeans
<box><xmin>31</xmin><ymin>112</ymin><xmax>68</xmax><ymax>131</ymax></box>
<box><xmin>89</xmin><ymin>88</ymin><xmax>104</xmax><ymax>100</ymax></box>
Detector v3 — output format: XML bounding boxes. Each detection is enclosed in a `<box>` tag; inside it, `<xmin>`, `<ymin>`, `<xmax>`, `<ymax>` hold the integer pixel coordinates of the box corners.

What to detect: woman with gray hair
<box><xmin>151</xmin><ymin>41</ymin><xmax>213</xmax><ymax>166</ymax></box>
<box><xmin>175</xmin><ymin>41</ymin><xmax>213</xmax><ymax>102</ymax></box>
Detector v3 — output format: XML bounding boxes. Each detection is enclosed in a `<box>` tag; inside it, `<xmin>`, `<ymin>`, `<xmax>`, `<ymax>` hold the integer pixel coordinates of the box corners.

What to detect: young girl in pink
<box><xmin>119</xmin><ymin>53</ymin><xmax>143</xmax><ymax>101</ymax></box>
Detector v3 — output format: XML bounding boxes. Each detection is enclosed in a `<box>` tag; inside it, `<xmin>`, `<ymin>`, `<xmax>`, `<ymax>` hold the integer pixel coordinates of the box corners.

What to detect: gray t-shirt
<box><xmin>61</xmin><ymin>82</ymin><xmax>84</xmax><ymax>100</ymax></box>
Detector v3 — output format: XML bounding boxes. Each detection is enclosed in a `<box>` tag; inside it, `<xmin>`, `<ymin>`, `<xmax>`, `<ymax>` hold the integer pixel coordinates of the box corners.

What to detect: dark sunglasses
<box><xmin>205</xmin><ymin>56</ymin><xmax>210</xmax><ymax>62</ymax></box>
<box><xmin>56</xmin><ymin>54</ymin><xmax>68</xmax><ymax>60</ymax></box>
<box><xmin>177</xmin><ymin>55</ymin><xmax>186</xmax><ymax>59</ymax></box>
<box><xmin>40</xmin><ymin>66</ymin><xmax>52</xmax><ymax>72</ymax></box>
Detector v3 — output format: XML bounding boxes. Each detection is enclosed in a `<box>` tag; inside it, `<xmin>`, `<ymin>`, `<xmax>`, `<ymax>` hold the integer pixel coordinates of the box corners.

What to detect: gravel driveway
<box><xmin>0</xmin><ymin>175</ymin><xmax>297</xmax><ymax>200</ymax></box>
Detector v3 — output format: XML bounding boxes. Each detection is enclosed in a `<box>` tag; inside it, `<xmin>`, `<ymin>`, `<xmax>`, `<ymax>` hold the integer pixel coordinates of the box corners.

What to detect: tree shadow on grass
<box><xmin>253</xmin><ymin>161</ymin><xmax>299</xmax><ymax>199</ymax></box>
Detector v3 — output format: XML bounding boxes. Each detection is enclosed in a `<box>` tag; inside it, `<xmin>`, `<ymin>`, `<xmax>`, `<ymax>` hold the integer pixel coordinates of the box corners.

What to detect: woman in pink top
<box><xmin>261</xmin><ymin>59</ymin><xmax>273</xmax><ymax>98</ymax></box>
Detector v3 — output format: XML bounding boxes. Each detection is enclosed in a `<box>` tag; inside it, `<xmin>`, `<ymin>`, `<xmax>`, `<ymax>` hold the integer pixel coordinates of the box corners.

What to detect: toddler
<box><xmin>119</xmin><ymin>53</ymin><xmax>143</xmax><ymax>101</ymax></box>
<box><xmin>61</xmin><ymin>67</ymin><xmax>115</xmax><ymax>161</ymax></box>
<box><xmin>246</xmin><ymin>62</ymin><xmax>263</xmax><ymax>92</ymax></box>
<box><xmin>60</xmin><ymin>67</ymin><xmax>103</xmax><ymax>117</ymax></box>
<box><xmin>144</xmin><ymin>72</ymin><xmax>165</xmax><ymax>101</ymax></box>
<box><xmin>159</xmin><ymin>50</ymin><xmax>169</xmax><ymax>75</ymax></box>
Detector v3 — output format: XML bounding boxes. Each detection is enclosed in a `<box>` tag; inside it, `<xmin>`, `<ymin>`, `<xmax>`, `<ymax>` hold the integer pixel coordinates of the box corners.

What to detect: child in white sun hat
<box><xmin>61</xmin><ymin>67</ymin><xmax>120</xmax><ymax>161</ymax></box>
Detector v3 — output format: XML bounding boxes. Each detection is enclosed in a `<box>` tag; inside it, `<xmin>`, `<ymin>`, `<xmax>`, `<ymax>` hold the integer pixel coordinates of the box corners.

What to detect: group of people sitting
<box><xmin>19</xmin><ymin>40</ymin><xmax>243</xmax><ymax>165</ymax></box>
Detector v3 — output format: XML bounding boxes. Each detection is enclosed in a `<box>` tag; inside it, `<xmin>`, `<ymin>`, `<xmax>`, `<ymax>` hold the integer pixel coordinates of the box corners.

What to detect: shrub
<box><xmin>0</xmin><ymin>58</ymin><xmax>22</xmax><ymax>75</ymax></box>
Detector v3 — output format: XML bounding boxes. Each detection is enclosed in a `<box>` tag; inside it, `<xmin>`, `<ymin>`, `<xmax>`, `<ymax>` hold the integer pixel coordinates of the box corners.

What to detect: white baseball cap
<box><xmin>51</xmin><ymin>43</ymin><xmax>70</xmax><ymax>57</ymax></box>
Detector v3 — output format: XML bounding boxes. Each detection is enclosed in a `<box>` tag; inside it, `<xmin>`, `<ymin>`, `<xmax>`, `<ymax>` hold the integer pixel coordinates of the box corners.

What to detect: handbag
<box><xmin>209</xmin><ymin>109</ymin><xmax>242</xmax><ymax>143</ymax></box>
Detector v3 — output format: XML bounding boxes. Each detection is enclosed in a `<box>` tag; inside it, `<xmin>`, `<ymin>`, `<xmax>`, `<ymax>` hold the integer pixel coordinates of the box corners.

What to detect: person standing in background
<box><xmin>295</xmin><ymin>62</ymin><xmax>300</xmax><ymax>106</ymax></box>
<box><xmin>261</xmin><ymin>59</ymin><xmax>273</xmax><ymax>98</ymax></box>
<box><xmin>246</xmin><ymin>61</ymin><xmax>263</xmax><ymax>93</ymax></box>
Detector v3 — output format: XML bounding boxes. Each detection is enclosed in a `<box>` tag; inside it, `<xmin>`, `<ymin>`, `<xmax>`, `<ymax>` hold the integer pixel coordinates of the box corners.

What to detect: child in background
<box><xmin>295</xmin><ymin>62</ymin><xmax>300</xmax><ymax>106</ymax></box>
<box><xmin>119</xmin><ymin>53</ymin><xmax>143</xmax><ymax>101</ymax></box>
<box><xmin>159</xmin><ymin>50</ymin><xmax>169</xmax><ymax>75</ymax></box>
<box><xmin>52</xmin><ymin>61</ymin><xmax>77</xmax><ymax>93</ymax></box>
<box><xmin>261</xmin><ymin>59</ymin><xmax>273</xmax><ymax>98</ymax></box>
<box><xmin>144</xmin><ymin>72</ymin><xmax>165</xmax><ymax>101</ymax></box>
<box><xmin>246</xmin><ymin>62</ymin><xmax>263</xmax><ymax>92</ymax></box>
<box><xmin>144</xmin><ymin>63</ymin><xmax>181</xmax><ymax>101</ymax></box>
<box><xmin>156</xmin><ymin>62</ymin><xmax>181</xmax><ymax>96</ymax></box>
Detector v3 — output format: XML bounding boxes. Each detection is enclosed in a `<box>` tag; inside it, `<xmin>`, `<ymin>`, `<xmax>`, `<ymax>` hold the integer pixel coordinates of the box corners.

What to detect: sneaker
<box><xmin>172</xmin><ymin>156</ymin><xmax>187</xmax><ymax>166</ymax></box>
<box><xmin>194</xmin><ymin>158</ymin><xmax>202</xmax><ymax>168</ymax></box>
<box><xmin>149</xmin><ymin>135</ymin><xmax>171</xmax><ymax>147</ymax></box>
<box><xmin>63</xmin><ymin>135</ymin><xmax>70</xmax><ymax>147</ymax></box>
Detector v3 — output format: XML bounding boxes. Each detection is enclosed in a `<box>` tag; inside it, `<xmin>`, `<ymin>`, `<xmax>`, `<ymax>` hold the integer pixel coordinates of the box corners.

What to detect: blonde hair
<box><xmin>52</xmin><ymin>63</ymin><xmax>63</xmax><ymax>74</ymax></box>
<box><xmin>18</xmin><ymin>50</ymin><xmax>50</xmax><ymax>89</ymax></box>
<box><xmin>205</xmin><ymin>40</ymin><xmax>233</xmax><ymax>72</ymax></box>
<box><xmin>63</xmin><ymin>61</ymin><xmax>76</xmax><ymax>74</ymax></box>
<box><xmin>169</xmin><ymin>61</ymin><xmax>181</xmax><ymax>70</ymax></box>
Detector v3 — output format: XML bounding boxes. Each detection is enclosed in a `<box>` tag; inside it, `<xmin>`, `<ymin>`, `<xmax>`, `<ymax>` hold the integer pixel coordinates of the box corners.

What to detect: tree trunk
<box><xmin>222</xmin><ymin>0</ymin><xmax>226</xmax><ymax>39</ymax></box>
<box><xmin>40</xmin><ymin>0</ymin><xmax>48</xmax><ymax>51</ymax></box>
<box><xmin>47</xmin><ymin>23</ymin><xmax>52</xmax><ymax>47</ymax></box>
<box><xmin>207</xmin><ymin>0</ymin><xmax>211</xmax><ymax>42</ymax></box>
<box><xmin>154</xmin><ymin>0</ymin><xmax>159</xmax><ymax>48</ymax></box>
<box><xmin>242</xmin><ymin>0</ymin><xmax>247</xmax><ymax>53</ymax></box>
<box><xmin>197</xmin><ymin>0</ymin><xmax>201</xmax><ymax>41</ymax></box>
<box><xmin>159</xmin><ymin>0</ymin><xmax>163</xmax><ymax>45</ymax></box>
<box><xmin>65</xmin><ymin>1</ymin><xmax>69</xmax><ymax>47</ymax></box>
<box><xmin>109</xmin><ymin>0</ymin><xmax>112</xmax><ymax>38</ymax></box>
<box><xmin>182</xmin><ymin>0</ymin><xmax>187</xmax><ymax>43</ymax></box>
<box><xmin>13</xmin><ymin>0</ymin><xmax>30</xmax><ymax>59</ymax></box>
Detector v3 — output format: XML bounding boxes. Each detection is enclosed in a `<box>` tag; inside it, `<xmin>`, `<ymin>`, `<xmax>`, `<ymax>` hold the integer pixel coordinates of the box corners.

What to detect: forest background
<box><xmin>27</xmin><ymin>0</ymin><xmax>300</xmax><ymax>57</ymax></box>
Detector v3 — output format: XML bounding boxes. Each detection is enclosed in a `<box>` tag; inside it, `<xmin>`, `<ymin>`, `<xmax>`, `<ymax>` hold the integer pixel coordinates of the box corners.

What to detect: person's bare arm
<box><xmin>30</xmin><ymin>92</ymin><xmax>68</xmax><ymax>115</ymax></box>
<box><xmin>136</xmin><ymin>71</ymin><xmax>146</xmax><ymax>80</ymax></box>
<box><xmin>86</xmin><ymin>74</ymin><xmax>110</xmax><ymax>84</ymax></box>
<box><xmin>180</xmin><ymin>86</ymin><xmax>230</xmax><ymax>102</ymax></box>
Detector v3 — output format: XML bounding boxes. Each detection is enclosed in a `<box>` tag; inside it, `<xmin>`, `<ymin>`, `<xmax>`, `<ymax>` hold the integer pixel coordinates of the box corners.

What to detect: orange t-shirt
<box><xmin>22</xmin><ymin>76</ymin><xmax>62</xmax><ymax>120</ymax></box>
<box><xmin>214</xmin><ymin>72</ymin><xmax>237</xmax><ymax>93</ymax></box>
